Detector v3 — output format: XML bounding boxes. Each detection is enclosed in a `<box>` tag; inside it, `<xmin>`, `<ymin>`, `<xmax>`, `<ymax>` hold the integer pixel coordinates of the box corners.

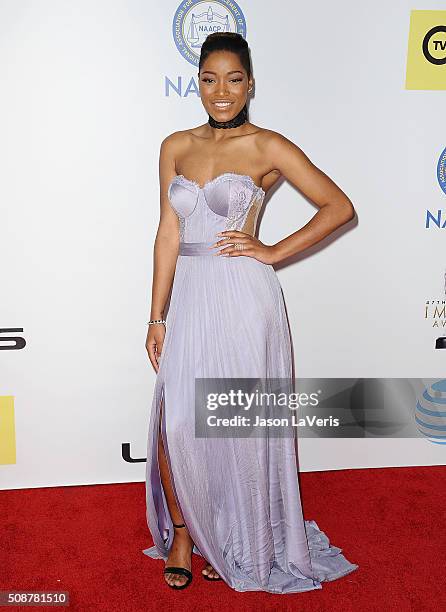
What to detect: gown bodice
<box><xmin>167</xmin><ymin>173</ymin><xmax>265</xmax><ymax>243</ymax></box>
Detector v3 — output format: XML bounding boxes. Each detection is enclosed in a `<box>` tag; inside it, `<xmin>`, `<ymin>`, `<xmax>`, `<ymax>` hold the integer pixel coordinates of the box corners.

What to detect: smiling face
<box><xmin>198</xmin><ymin>50</ymin><xmax>253</xmax><ymax>123</ymax></box>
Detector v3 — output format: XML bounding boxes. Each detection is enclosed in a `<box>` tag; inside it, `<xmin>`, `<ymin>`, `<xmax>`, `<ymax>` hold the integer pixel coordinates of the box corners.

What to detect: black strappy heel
<box><xmin>163</xmin><ymin>522</ymin><xmax>193</xmax><ymax>590</ymax></box>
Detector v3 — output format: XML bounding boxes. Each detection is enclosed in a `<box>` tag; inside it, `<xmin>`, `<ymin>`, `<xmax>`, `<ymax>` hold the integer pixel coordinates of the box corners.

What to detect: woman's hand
<box><xmin>211</xmin><ymin>231</ymin><xmax>279</xmax><ymax>265</ymax></box>
<box><xmin>146</xmin><ymin>323</ymin><xmax>166</xmax><ymax>373</ymax></box>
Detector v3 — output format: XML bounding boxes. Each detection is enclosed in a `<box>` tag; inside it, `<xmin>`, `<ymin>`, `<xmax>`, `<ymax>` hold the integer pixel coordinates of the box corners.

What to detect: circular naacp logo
<box><xmin>172</xmin><ymin>1</ymin><xmax>247</xmax><ymax>67</ymax></box>
<box><xmin>437</xmin><ymin>146</ymin><xmax>446</xmax><ymax>196</ymax></box>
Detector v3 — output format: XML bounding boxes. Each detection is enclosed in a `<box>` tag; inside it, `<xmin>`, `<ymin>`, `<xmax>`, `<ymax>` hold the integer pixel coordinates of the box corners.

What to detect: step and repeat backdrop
<box><xmin>1</xmin><ymin>1</ymin><xmax>445</xmax><ymax>489</ymax></box>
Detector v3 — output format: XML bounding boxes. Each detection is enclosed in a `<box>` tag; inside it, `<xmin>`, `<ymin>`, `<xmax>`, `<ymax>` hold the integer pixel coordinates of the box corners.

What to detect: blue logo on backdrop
<box><xmin>437</xmin><ymin>146</ymin><xmax>446</xmax><ymax>196</ymax></box>
<box><xmin>415</xmin><ymin>380</ymin><xmax>446</xmax><ymax>445</ymax></box>
<box><xmin>426</xmin><ymin>209</ymin><xmax>446</xmax><ymax>228</ymax></box>
<box><xmin>172</xmin><ymin>1</ymin><xmax>247</xmax><ymax>67</ymax></box>
<box><xmin>426</xmin><ymin>146</ymin><xmax>446</xmax><ymax>228</ymax></box>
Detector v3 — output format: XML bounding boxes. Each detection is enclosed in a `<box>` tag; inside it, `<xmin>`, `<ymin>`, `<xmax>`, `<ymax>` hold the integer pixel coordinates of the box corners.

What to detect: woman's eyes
<box><xmin>202</xmin><ymin>78</ymin><xmax>243</xmax><ymax>83</ymax></box>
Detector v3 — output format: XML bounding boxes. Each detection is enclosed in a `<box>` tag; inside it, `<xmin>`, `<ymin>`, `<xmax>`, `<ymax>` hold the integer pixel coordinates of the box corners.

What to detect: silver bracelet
<box><xmin>147</xmin><ymin>319</ymin><xmax>166</xmax><ymax>326</ymax></box>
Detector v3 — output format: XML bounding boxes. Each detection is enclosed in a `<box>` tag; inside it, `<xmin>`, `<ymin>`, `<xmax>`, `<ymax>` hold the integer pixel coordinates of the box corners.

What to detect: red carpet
<box><xmin>1</xmin><ymin>466</ymin><xmax>445</xmax><ymax>611</ymax></box>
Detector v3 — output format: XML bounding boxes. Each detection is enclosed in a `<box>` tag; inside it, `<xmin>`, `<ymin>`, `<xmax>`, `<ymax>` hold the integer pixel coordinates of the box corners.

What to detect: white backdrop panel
<box><xmin>1</xmin><ymin>0</ymin><xmax>445</xmax><ymax>490</ymax></box>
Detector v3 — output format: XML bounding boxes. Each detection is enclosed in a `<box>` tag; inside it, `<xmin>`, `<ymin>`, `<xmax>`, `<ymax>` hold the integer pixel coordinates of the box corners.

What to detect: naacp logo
<box><xmin>437</xmin><ymin>146</ymin><xmax>446</xmax><ymax>197</ymax></box>
<box><xmin>172</xmin><ymin>1</ymin><xmax>247</xmax><ymax>67</ymax></box>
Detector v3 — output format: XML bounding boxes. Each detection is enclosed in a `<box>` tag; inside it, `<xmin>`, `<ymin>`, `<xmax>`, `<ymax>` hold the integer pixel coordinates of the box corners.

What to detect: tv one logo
<box><xmin>405</xmin><ymin>10</ymin><xmax>446</xmax><ymax>90</ymax></box>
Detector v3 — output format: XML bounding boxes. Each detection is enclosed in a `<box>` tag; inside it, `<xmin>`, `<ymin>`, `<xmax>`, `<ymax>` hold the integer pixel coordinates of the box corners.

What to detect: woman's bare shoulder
<box><xmin>162</xmin><ymin>125</ymin><xmax>209</xmax><ymax>143</ymax></box>
<box><xmin>252</xmin><ymin>126</ymin><xmax>294</xmax><ymax>149</ymax></box>
<box><xmin>161</xmin><ymin>129</ymin><xmax>192</xmax><ymax>147</ymax></box>
<box><xmin>158</xmin><ymin>131</ymin><xmax>190</xmax><ymax>170</ymax></box>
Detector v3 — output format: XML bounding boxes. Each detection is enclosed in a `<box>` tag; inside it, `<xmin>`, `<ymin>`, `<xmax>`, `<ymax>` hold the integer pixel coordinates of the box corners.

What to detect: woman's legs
<box><xmin>158</xmin><ymin>397</ymin><xmax>220</xmax><ymax>583</ymax></box>
<box><xmin>158</xmin><ymin>398</ymin><xmax>194</xmax><ymax>587</ymax></box>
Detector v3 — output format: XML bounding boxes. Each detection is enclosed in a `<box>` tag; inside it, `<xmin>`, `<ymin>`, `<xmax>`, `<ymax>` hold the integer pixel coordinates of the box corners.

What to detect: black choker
<box><xmin>208</xmin><ymin>104</ymin><xmax>248</xmax><ymax>129</ymax></box>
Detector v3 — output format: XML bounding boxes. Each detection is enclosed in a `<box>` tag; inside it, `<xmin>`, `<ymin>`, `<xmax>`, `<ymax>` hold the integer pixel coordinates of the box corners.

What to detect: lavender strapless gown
<box><xmin>142</xmin><ymin>173</ymin><xmax>358</xmax><ymax>594</ymax></box>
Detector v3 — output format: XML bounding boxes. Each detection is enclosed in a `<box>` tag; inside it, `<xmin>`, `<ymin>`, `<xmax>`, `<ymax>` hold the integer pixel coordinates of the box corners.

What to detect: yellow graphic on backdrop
<box><xmin>405</xmin><ymin>10</ymin><xmax>446</xmax><ymax>89</ymax></box>
<box><xmin>0</xmin><ymin>396</ymin><xmax>16</xmax><ymax>465</ymax></box>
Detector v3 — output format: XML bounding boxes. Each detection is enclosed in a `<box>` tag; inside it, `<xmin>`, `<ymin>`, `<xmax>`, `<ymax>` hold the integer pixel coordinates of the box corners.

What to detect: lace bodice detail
<box><xmin>167</xmin><ymin>173</ymin><xmax>265</xmax><ymax>243</ymax></box>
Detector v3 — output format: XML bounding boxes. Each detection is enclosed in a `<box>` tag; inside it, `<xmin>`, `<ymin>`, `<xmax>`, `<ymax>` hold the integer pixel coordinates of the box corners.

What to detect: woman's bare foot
<box><xmin>164</xmin><ymin>526</ymin><xmax>194</xmax><ymax>588</ymax></box>
<box><xmin>202</xmin><ymin>563</ymin><xmax>220</xmax><ymax>580</ymax></box>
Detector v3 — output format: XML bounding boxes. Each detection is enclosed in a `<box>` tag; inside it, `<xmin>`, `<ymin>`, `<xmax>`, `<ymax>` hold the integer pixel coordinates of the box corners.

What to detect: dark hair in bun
<box><xmin>199</xmin><ymin>32</ymin><xmax>252</xmax><ymax>80</ymax></box>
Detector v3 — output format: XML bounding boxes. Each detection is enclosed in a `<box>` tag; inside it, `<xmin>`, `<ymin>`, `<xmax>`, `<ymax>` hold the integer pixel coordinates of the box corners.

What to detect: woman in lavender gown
<box><xmin>143</xmin><ymin>32</ymin><xmax>358</xmax><ymax>593</ymax></box>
